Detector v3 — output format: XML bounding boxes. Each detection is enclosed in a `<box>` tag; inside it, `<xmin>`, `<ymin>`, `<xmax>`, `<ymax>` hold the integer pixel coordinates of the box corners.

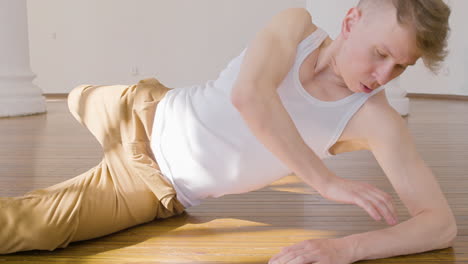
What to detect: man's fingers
<box><xmin>363</xmin><ymin>185</ymin><xmax>398</xmax><ymax>223</ymax></box>
<box><xmin>361</xmin><ymin>183</ymin><xmax>398</xmax><ymax>224</ymax></box>
<box><xmin>372</xmin><ymin>188</ymin><xmax>399</xmax><ymax>222</ymax></box>
<box><xmin>281</xmin><ymin>241</ymin><xmax>306</xmax><ymax>252</ymax></box>
<box><xmin>268</xmin><ymin>243</ymin><xmax>305</xmax><ymax>263</ymax></box>
<box><xmin>288</xmin><ymin>251</ymin><xmax>320</xmax><ymax>264</ymax></box>
<box><xmin>378</xmin><ymin>193</ymin><xmax>398</xmax><ymax>224</ymax></box>
<box><xmin>354</xmin><ymin>197</ymin><xmax>382</xmax><ymax>221</ymax></box>
<box><xmin>362</xmin><ymin>191</ymin><xmax>397</xmax><ymax>225</ymax></box>
<box><xmin>269</xmin><ymin>249</ymin><xmax>318</xmax><ymax>264</ymax></box>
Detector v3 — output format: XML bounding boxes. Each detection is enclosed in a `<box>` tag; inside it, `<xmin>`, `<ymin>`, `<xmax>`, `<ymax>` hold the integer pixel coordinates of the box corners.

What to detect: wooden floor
<box><xmin>0</xmin><ymin>98</ymin><xmax>467</xmax><ymax>263</ymax></box>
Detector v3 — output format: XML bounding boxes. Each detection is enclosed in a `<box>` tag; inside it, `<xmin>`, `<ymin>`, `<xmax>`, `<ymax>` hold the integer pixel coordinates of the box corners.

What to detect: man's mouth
<box><xmin>360</xmin><ymin>83</ymin><xmax>372</xmax><ymax>93</ymax></box>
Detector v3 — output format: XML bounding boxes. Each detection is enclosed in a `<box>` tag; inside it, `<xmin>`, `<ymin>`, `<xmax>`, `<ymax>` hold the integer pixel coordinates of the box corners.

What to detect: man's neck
<box><xmin>313</xmin><ymin>36</ymin><xmax>348</xmax><ymax>90</ymax></box>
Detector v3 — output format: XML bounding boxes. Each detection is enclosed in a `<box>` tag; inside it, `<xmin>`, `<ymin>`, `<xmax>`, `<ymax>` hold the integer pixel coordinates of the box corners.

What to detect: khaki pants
<box><xmin>0</xmin><ymin>78</ymin><xmax>186</xmax><ymax>254</ymax></box>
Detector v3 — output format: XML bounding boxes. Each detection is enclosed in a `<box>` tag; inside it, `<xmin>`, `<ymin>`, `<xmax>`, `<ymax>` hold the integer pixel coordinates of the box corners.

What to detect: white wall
<box><xmin>27</xmin><ymin>0</ymin><xmax>306</xmax><ymax>94</ymax></box>
<box><xmin>399</xmin><ymin>0</ymin><xmax>468</xmax><ymax>95</ymax></box>
<box><xmin>307</xmin><ymin>0</ymin><xmax>468</xmax><ymax>96</ymax></box>
<box><xmin>307</xmin><ymin>0</ymin><xmax>359</xmax><ymax>39</ymax></box>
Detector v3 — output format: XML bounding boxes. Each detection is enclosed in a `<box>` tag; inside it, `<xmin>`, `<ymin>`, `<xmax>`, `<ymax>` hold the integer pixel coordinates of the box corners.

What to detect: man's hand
<box><xmin>268</xmin><ymin>238</ymin><xmax>353</xmax><ymax>264</ymax></box>
<box><xmin>317</xmin><ymin>175</ymin><xmax>399</xmax><ymax>225</ymax></box>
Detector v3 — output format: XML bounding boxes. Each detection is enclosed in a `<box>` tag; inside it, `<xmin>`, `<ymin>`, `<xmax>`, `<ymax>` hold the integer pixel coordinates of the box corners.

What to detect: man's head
<box><xmin>333</xmin><ymin>0</ymin><xmax>451</xmax><ymax>92</ymax></box>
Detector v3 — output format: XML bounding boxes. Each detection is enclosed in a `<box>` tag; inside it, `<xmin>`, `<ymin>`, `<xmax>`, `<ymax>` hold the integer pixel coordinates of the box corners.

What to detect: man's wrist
<box><xmin>334</xmin><ymin>235</ymin><xmax>361</xmax><ymax>263</ymax></box>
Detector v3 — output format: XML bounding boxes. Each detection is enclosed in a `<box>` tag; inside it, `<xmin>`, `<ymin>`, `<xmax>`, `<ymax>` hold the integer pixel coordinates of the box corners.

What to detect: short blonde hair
<box><xmin>358</xmin><ymin>0</ymin><xmax>451</xmax><ymax>74</ymax></box>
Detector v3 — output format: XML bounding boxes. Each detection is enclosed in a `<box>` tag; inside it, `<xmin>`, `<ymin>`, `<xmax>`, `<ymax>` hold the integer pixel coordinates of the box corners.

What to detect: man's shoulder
<box><xmin>327</xmin><ymin>89</ymin><xmax>403</xmax><ymax>155</ymax></box>
<box><xmin>360</xmin><ymin>90</ymin><xmax>407</xmax><ymax>146</ymax></box>
<box><xmin>364</xmin><ymin>88</ymin><xmax>391</xmax><ymax>112</ymax></box>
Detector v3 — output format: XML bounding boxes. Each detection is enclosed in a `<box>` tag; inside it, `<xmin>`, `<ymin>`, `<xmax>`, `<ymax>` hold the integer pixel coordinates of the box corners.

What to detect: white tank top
<box><xmin>150</xmin><ymin>28</ymin><xmax>386</xmax><ymax>208</ymax></box>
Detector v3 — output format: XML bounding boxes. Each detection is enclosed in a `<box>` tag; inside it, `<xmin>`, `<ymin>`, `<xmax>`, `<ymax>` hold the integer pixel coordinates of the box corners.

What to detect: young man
<box><xmin>0</xmin><ymin>0</ymin><xmax>456</xmax><ymax>263</ymax></box>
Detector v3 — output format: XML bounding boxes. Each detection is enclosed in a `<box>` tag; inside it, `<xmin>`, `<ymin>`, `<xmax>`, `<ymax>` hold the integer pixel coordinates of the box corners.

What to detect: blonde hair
<box><xmin>358</xmin><ymin>0</ymin><xmax>451</xmax><ymax>73</ymax></box>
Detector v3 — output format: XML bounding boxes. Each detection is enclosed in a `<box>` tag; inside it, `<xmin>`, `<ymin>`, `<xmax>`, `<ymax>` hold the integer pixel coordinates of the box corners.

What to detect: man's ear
<box><xmin>341</xmin><ymin>7</ymin><xmax>362</xmax><ymax>39</ymax></box>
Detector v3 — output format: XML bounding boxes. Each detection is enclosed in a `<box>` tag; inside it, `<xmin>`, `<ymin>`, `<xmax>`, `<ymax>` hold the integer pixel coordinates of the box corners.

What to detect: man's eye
<box><xmin>376</xmin><ymin>49</ymin><xmax>386</xmax><ymax>57</ymax></box>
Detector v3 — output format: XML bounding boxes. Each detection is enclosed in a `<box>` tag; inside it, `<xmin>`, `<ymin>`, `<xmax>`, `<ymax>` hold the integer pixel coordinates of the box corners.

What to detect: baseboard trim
<box><xmin>45</xmin><ymin>93</ymin><xmax>68</xmax><ymax>100</ymax></box>
<box><xmin>407</xmin><ymin>93</ymin><xmax>468</xmax><ymax>101</ymax></box>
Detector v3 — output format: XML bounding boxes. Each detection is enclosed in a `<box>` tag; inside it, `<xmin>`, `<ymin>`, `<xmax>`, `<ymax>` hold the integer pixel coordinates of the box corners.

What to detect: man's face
<box><xmin>336</xmin><ymin>7</ymin><xmax>421</xmax><ymax>93</ymax></box>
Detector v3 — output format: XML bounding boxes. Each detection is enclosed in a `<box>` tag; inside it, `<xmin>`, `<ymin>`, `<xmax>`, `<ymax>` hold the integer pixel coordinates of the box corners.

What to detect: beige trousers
<box><xmin>0</xmin><ymin>78</ymin><xmax>186</xmax><ymax>254</ymax></box>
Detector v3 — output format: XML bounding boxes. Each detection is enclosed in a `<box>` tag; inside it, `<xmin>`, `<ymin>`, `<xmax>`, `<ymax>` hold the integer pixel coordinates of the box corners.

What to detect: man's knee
<box><xmin>67</xmin><ymin>84</ymin><xmax>93</xmax><ymax>124</ymax></box>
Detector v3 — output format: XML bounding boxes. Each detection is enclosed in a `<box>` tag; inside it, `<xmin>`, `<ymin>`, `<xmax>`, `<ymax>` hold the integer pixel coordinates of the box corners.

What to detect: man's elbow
<box><xmin>443</xmin><ymin>222</ymin><xmax>458</xmax><ymax>248</ymax></box>
<box><xmin>421</xmin><ymin>208</ymin><xmax>458</xmax><ymax>249</ymax></box>
<box><xmin>438</xmin><ymin>214</ymin><xmax>458</xmax><ymax>248</ymax></box>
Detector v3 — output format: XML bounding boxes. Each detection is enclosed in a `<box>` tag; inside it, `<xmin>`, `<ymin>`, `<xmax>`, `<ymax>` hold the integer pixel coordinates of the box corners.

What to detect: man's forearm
<box><xmin>340</xmin><ymin>210</ymin><xmax>457</xmax><ymax>262</ymax></box>
<box><xmin>233</xmin><ymin>89</ymin><xmax>333</xmax><ymax>188</ymax></box>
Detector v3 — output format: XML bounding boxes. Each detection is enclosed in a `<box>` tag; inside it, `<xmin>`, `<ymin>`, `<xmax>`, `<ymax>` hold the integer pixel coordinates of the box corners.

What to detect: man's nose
<box><xmin>375</xmin><ymin>63</ymin><xmax>394</xmax><ymax>86</ymax></box>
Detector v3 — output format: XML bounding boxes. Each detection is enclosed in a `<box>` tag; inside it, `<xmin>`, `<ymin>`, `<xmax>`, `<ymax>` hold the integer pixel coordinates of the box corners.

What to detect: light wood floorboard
<box><xmin>0</xmin><ymin>98</ymin><xmax>467</xmax><ymax>263</ymax></box>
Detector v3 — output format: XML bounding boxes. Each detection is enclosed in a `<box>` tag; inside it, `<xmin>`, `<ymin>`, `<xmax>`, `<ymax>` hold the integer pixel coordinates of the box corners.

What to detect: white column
<box><xmin>0</xmin><ymin>0</ymin><xmax>46</xmax><ymax>117</ymax></box>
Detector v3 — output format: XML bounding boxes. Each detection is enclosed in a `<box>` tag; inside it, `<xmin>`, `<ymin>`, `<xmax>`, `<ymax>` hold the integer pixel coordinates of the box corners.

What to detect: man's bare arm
<box><xmin>232</xmin><ymin>7</ymin><xmax>402</xmax><ymax>227</ymax></box>
<box><xmin>231</xmin><ymin>8</ymin><xmax>334</xmax><ymax>189</ymax></box>
<box><xmin>339</xmin><ymin>103</ymin><xmax>457</xmax><ymax>262</ymax></box>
